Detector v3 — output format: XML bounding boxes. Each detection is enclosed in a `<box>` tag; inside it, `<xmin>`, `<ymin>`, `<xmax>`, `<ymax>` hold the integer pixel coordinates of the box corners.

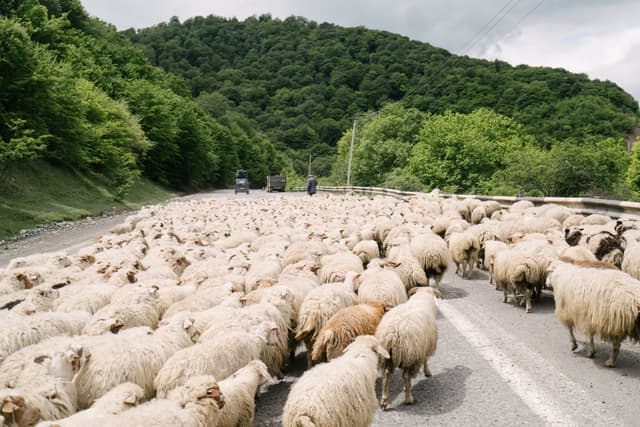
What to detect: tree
<box><xmin>410</xmin><ymin>109</ymin><xmax>532</xmax><ymax>193</ymax></box>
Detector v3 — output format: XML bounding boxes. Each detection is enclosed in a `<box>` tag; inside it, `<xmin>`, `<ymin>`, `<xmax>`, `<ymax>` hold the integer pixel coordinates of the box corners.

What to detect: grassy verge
<box><xmin>0</xmin><ymin>160</ymin><xmax>177</xmax><ymax>240</ymax></box>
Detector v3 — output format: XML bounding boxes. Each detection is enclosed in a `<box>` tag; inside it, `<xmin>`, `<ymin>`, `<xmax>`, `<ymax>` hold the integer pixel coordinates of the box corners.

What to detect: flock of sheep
<box><xmin>1</xmin><ymin>191</ymin><xmax>640</xmax><ymax>426</ymax></box>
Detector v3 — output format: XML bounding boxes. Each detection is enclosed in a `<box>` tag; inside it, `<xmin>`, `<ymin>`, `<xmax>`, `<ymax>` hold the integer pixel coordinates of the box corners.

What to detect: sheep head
<box><xmin>1</xmin><ymin>395</ymin><xmax>40</xmax><ymax>427</ymax></box>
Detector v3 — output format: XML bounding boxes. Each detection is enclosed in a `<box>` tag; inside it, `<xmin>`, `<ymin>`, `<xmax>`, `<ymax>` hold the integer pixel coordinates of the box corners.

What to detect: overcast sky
<box><xmin>80</xmin><ymin>0</ymin><xmax>640</xmax><ymax>101</ymax></box>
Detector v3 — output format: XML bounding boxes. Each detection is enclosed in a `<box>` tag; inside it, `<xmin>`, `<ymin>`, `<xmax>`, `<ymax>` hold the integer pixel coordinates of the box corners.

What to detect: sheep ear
<box><xmin>1</xmin><ymin>400</ymin><xmax>21</xmax><ymax>414</ymax></box>
<box><xmin>123</xmin><ymin>394</ymin><xmax>138</xmax><ymax>405</ymax></box>
<box><xmin>33</xmin><ymin>354</ymin><xmax>50</xmax><ymax>364</ymax></box>
<box><xmin>182</xmin><ymin>317</ymin><xmax>194</xmax><ymax>330</ymax></box>
<box><xmin>110</xmin><ymin>320</ymin><xmax>124</xmax><ymax>334</ymax></box>
<box><xmin>408</xmin><ymin>287</ymin><xmax>419</xmax><ymax>296</ymax></box>
<box><xmin>374</xmin><ymin>344</ymin><xmax>390</xmax><ymax>359</ymax></box>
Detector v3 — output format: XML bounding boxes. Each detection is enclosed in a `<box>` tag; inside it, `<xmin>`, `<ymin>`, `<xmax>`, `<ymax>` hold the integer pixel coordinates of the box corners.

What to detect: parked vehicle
<box><xmin>235</xmin><ymin>170</ymin><xmax>249</xmax><ymax>194</ymax></box>
<box><xmin>266</xmin><ymin>175</ymin><xmax>286</xmax><ymax>192</ymax></box>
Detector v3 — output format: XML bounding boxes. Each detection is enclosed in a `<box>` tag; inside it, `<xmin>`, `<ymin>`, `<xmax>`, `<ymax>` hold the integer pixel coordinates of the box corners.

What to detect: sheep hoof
<box><xmin>526</xmin><ymin>307</ymin><xmax>532</xmax><ymax>313</ymax></box>
<box><xmin>424</xmin><ymin>370</ymin><xmax>432</xmax><ymax>378</ymax></box>
<box><xmin>380</xmin><ymin>399</ymin><xmax>388</xmax><ymax>410</ymax></box>
<box><xmin>404</xmin><ymin>396</ymin><xmax>415</xmax><ymax>405</ymax></box>
<box><xmin>570</xmin><ymin>343</ymin><xmax>578</xmax><ymax>351</ymax></box>
<box><xmin>605</xmin><ymin>359</ymin><xmax>616</xmax><ymax>368</ymax></box>
<box><xmin>587</xmin><ymin>350</ymin><xmax>595</xmax><ymax>358</ymax></box>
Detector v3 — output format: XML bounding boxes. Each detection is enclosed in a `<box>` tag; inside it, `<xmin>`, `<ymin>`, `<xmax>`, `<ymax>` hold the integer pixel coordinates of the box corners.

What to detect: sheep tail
<box><xmin>310</xmin><ymin>330</ymin><xmax>334</xmax><ymax>362</ymax></box>
<box><xmin>293</xmin><ymin>415</ymin><xmax>317</xmax><ymax>426</ymax></box>
<box><xmin>294</xmin><ymin>322</ymin><xmax>314</xmax><ymax>342</ymax></box>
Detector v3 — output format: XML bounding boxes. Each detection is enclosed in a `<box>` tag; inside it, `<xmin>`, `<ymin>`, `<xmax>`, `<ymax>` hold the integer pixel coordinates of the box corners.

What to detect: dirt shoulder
<box><xmin>0</xmin><ymin>212</ymin><xmax>133</xmax><ymax>268</ymax></box>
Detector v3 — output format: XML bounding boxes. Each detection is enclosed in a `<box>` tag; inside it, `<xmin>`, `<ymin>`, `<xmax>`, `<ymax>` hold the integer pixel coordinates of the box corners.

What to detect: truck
<box><xmin>266</xmin><ymin>175</ymin><xmax>286</xmax><ymax>192</ymax></box>
<box><xmin>234</xmin><ymin>170</ymin><xmax>249</xmax><ymax>194</ymax></box>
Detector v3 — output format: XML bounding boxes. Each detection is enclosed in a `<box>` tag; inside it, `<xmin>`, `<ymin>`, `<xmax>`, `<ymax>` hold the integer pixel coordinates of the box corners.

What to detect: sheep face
<box><xmin>1</xmin><ymin>395</ymin><xmax>40</xmax><ymax>427</ymax></box>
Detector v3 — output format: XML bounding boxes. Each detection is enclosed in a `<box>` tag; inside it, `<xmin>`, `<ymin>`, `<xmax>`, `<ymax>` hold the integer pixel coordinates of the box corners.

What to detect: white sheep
<box><xmin>622</xmin><ymin>242</ymin><xmax>640</xmax><ymax>279</ymax></box>
<box><xmin>154</xmin><ymin>320</ymin><xmax>278</xmax><ymax>397</ymax></box>
<box><xmin>216</xmin><ymin>360</ymin><xmax>274</xmax><ymax>427</ymax></box>
<box><xmin>482</xmin><ymin>240</ymin><xmax>508</xmax><ymax>285</ymax></box>
<box><xmin>35</xmin><ymin>382</ymin><xmax>144</xmax><ymax>427</ymax></box>
<box><xmin>352</xmin><ymin>240</ymin><xmax>380</xmax><ymax>267</ymax></box>
<box><xmin>282</xmin><ymin>335</ymin><xmax>389</xmax><ymax>427</ymax></box>
<box><xmin>73</xmin><ymin>313</ymin><xmax>199</xmax><ymax>408</ymax></box>
<box><xmin>0</xmin><ymin>344</ymin><xmax>89</xmax><ymax>426</ymax></box>
<box><xmin>81</xmin><ymin>287</ymin><xmax>160</xmax><ymax>335</ymax></box>
<box><xmin>447</xmin><ymin>231</ymin><xmax>480</xmax><ymax>279</ymax></box>
<box><xmin>72</xmin><ymin>375</ymin><xmax>224</xmax><ymax>427</ymax></box>
<box><xmin>0</xmin><ymin>311</ymin><xmax>89</xmax><ymax>364</ymax></box>
<box><xmin>410</xmin><ymin>233</ymin><xmax>450</xmax><ymax>289</ymax></box>
<box><xmin>318</xmin><ymin>252</ymin><xmax>363</xmax><ymax>283</ymax></box>
<box><xmin>355</xmin><ymin>265</ymin><xmax>408</xmax><ymax>308</ymax></box>
<box><xmin>376</xmin><ymin>287</ymin><xmax>439</xmax><ymax>409</ymax></box>
<box><xmin>546</xmin><ymin>261</ymin><xmax>640</xmax><ymax>367</ymax></box>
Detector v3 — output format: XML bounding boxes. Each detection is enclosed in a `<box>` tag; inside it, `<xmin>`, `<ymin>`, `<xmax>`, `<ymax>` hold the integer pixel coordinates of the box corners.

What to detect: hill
<box><xmin>127</xmin><ymin>15</ymin><xmax>637</xmax><ymax>150</ymax></box>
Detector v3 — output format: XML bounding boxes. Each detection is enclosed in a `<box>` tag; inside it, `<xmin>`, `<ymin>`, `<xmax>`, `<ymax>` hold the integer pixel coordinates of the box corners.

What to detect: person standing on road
<box><xmin>306</xmin><ymin>175</ymin><xmax>317</xmax><ymax>196</ymax></box>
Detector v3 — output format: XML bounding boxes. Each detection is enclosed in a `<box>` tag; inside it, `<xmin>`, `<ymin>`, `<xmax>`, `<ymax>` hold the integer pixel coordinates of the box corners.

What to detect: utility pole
<box><xmin>346</xmin><ymin>119</ymin><xmax>356</xmax><ymax>186</ymax></box>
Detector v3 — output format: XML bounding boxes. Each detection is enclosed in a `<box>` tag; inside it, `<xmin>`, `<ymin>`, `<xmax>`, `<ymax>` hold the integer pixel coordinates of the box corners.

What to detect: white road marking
<box><xmin>436</xmin><ymin>298</ymin><xmax>621</xmax><ymax>426</ymax></box>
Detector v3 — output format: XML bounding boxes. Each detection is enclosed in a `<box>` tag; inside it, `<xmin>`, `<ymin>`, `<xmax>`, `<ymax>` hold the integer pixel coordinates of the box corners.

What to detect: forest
<box><xmin>2</xmin><ymin>1</ymin><xmax>640</xmax><ymax>202</ymax></box>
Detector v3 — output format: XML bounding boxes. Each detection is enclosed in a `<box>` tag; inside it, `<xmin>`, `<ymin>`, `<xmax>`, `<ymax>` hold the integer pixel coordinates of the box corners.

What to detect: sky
<box><xmin>80</xmin><ymin>0</ymin><xmax>640</xmax><ymax>101</ymax></box>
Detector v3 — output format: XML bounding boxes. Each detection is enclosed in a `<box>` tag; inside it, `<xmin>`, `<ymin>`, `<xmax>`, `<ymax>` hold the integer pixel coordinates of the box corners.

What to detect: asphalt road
<box><xmin>2</xmin><ymin>189</ymin><xmax>639</xmax><ymax>426</ymax></box>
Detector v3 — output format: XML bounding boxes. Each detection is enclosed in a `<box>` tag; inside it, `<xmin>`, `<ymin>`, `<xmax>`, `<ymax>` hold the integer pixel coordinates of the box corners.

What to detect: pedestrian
<box><xmin>306</xmin><ymin>175</ymin><xmax>317</xmax><ymax>196</ymax></box>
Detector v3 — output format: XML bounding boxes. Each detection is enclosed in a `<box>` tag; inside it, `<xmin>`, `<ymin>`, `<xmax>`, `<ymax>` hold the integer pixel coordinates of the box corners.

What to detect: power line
<box><xmin>457</xmin><ymin>0</ymin><xmax>519</xmax><ymax>55</ymax></box>
<box><xmin>491</xmin><ymin>0</ymin><xmax>546</xmax><ymax>49</ymax></box>
<box><xmin>461</xmin><ymin>0</ymin><xmax>525</xmax><ymax>56</ymax></box>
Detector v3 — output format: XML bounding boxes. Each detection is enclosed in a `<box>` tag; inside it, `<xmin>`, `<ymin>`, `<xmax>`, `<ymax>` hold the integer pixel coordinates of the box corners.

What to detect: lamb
<box><xmin>0</xmin><ymin>344</ymin><xmax>89</xmax><ymax>426</ymax></box>
<box><xmin>0</xmin><ymin>311</ymin><xmax>89</xmax><ymax>364</ymax></box>
<box><xmin>67</xmin><ymin>375</ymin><xmax>224</xmax><ymax>427</ymax></box>
<box><xmin>35</xmin><ymin>383</ymin><xmax>144</xmax><ymax>427</ymax></box>
<box><xmin>447</xmin><ymin>231</ymin><xmax>480</xmax><ymax>279</ymax></box>
<box><xmin>410</xmin><ymin>233</ymin><xmax>450</xmax><ymax>289</ymax></box>
<box><xmin>294</xmin><ymin>273</ymin><xmax>358</xmax><ymax>368</ymax></box>
<box><xmin>310</xmin><ymin>302</ymin><xmax>386</xmax><ymax>364</ymax></box>
<box><xmin>216</xmin><ymin>360</ymin><xmax>274</xmax><ymax>427</ymax></box>
<box><xmin>546</xmin><ymin>261</ymin><xmax>640</xmax><ymax>367</ymax></box>
<box><xmin>153</xmin><ymin>320</ymin><xmax>278</xmax><ymax>397</ymax></box>
<box><xmin>282</xmin><ymin>335</ymin><xmax>389</xmax><ymax>427</ymax></box>
<box><xmin>376</xmin><ymin>287</ymin><xmax>440</xmax><ymax>409</ymax></box>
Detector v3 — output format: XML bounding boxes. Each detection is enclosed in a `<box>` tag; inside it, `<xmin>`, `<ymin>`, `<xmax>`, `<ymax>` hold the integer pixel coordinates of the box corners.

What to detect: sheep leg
<box><xmin>304</xmin><ymin>340</ymin><xmax>313</xmax><ymax>369</ymax></box>
<box><xmin>423</xmin><ymin>358</ymin><xmax>432</xmax><ymax>377</ymax></box>
<box><xmin>605</xmin><ymin>340</ymin><xmax>622</xmax><ymax>368</ymax></box>
<box><xmin>402</xmin><ymin>370</ymin><xmax>414</xmax><ymax>405</ymax></box>
<box><xmin>434</xmin><ymin>274</ymin><xmax>443</xmax><ymax>290</ymax></box>
<box><xmin>524</xmin><ymin>288</ymin><xmax>532</xmax><ymax>313</ymax></box>
<box><xmin>587</xmin><ymin>336</ymin><xmax>596</xmax><ymax>358</ymax></box>
<box><xmin>489</xmin><ymin>267</ymin><xmax>494</xmax><ymax>285</ymax></box>
<box><xmin>568</xmin><ymin>327</ymin><xmax>578</xmax><ymax>351</ymax></box>
<box><xmin>502</xmin><ymin>285</ymin><xmax>509</xmax><ymax>303</ymax></box>
<box><xmin>380</xmin><ymin>361</ymin><xmax>393</xmax><ymax>410</ymax></box>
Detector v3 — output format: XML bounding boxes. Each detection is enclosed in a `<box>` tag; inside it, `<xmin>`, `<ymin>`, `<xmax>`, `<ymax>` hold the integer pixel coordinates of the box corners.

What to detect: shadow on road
<box><xmin>375</xmin><ymin>364</ymin><xmax>472</xmax><ymax>415</ymax></box>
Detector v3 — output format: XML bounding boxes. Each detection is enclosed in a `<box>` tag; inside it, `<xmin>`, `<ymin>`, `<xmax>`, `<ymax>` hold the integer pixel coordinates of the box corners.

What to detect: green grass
<box><xmin>0</xmin><ymin>161</ymin><xmax>177</xmax><ymax>240</ymax></box>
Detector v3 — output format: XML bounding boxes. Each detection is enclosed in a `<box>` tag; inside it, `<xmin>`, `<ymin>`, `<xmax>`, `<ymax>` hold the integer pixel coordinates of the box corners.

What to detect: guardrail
<box><xmin>292</xmin><ymin>186</ymin><xmax>640</xmax><ymax>218</ymax></box>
